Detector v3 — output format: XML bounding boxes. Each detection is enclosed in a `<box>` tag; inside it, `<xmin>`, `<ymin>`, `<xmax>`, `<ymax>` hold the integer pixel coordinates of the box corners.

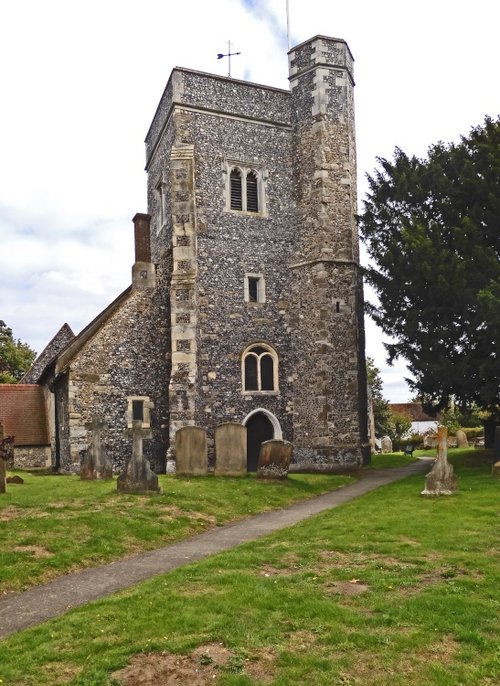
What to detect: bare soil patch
<box><xmin>13</xmin><ymin>545</ymin><xmax>53</xmax><ymax>558</ymax></box>
<box><xmin>112</xmin><ymin>642</ymin><xmax>276</xmax><ymax>685</ymax></box>
<box><xmin>326</xmin><ymin>580</ymin><xmax>370</xmax><ymax>596</ymax></box>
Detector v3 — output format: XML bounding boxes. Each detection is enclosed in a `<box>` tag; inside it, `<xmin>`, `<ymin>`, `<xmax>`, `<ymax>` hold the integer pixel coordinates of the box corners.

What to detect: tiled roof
<box><xmin>0</xmin><ymin>385</ymin><xmax>49</xmax><ymax>446</ymax></box>
<box><xmin>21</xmin><ymin>323</ymin><xmax>75</xmax><ymax>384</ymax></box>
<box><xmin>389</xmin><ymin>403</ymin><xmax>439</xmax><ymax>422</ymax></box>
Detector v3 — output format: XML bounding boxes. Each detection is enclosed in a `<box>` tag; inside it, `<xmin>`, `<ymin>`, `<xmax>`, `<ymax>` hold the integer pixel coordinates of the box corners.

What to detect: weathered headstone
<box><xmin>492</xmin><ymin>427</ymin><xmax>500</xmax><ymax>476</ymax></box>
<box><xmin>257</xmin><ymin>439</ymin><xmax>293</xmax><ymax>479</ymax></box>
<box><xmin>380</xmin><ymin>436</ymin><xmax>392</xmax><ymax>453</ymax></box>
<box><xmin>81</xmin><ymin>417</ymin><xmax>112</xmax><ymax>480</ymax></box>
<box><xmin>117</xmin><ymin>420</ymin><xmax>160</xmax><ymax>494</ymax></box>
<box><xmin>175</xmin><ymin>426</ymin><xmax>208</xmax><ymax>476</ymax></box>
<box><xmin>455</xmin><ymin>429</ymin><xmax>469</xmax><ymax>449</ymax></box>
<box><xmin>423</xmin><ymin>432</ymin><xmax>437</xmax><ymax>449</ymax></box>
<box><xmin>0</xmin><ymin>456</ymin><xmax>5</xmax><ymax>494</ymax></box>
<box><xmin>6</xmin><ymin>475</ymin><xmax>24</xmax><ymax>484</ymax></box>
<box><xmin>214</xmin><ymin>422</ymin><xmax>247</xmax><ymax>476</ymax></box>
<box><xmin>421</xmin><ymin>425</ymin><xmax>458</xmax><ymax>496</ymax></box>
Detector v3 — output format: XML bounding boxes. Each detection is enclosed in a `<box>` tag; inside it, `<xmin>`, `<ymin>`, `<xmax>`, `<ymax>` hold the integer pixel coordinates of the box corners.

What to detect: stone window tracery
<box><xmin>241</xmin><ymin>343</ymin><xmax>278</xmax><ymax>393</ymax></box>
<box><xmin>225</xmin><ymin>161</ymin><xmax>267</xmax><ymax>215</ymax></box>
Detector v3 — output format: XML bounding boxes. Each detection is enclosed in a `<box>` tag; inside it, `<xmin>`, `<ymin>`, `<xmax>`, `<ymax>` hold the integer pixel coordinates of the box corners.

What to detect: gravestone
<box><xmin>380</xmin><ymin>436</ymin><xmax>392</xmax><ymax>453</ymax></box>
<box><xmin>455</xmin><ymin>429</ymin><xmax>468</xmax><ymax>448</ymax></box>
<box><xmin>175</xmin><ymin>426</ymin><xmax>208</xmax><ymax>476</ymax></box>
<box><xmin>81</xmin><ymin>417</ymin><xmax>112</xmax><ymax>479</ymax></box>
<box><xmin>117</xmin><ymin>420</ymin><xmax>160</xmax><ymax>494</ymax></box>
<box><xmin>423</xmin><ymin>432</ymin><xmax>437</xmax><ymax>449</ymax></box>
<box><xmin>257</xmin><ymin>439</ymin><xmax>293</xmax><ymax>479</ymax></box>
<box><xmin>492</xmin><ymin>427</ymin><xmax>500</xmax><ymax>476</ymax></box>
<box><xmin>0</xmin><ymin>455</ymin><xmax>5</xmax><ymax>494</ymax></box>
<box><xmin>214</xmin><ymin>422</ymin><xmax>247</xmax><ymax>476</ymax></box>
<box><xmin>421</xmin><ymin>425</ymin><xmax>458</xmax><ymax>496</ymax></box>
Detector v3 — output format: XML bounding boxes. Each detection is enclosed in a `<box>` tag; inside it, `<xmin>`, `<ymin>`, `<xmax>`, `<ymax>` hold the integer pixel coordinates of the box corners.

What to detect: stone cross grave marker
<box><xmin>117</xmin><ymin>420</ymin><xmax>160</xmax><ymax>494</ymax></box>
<box><xmin>257</xmin><ymin>439</ymin><xmax>293</xmax><ymax>479</ymax></box>
<box><xmin>421</xmin><ymin>425</ymin><xmax>458</xmax><ymax>496</ymax></box>
<box><xmin>175</xmin><ymin>426</ymin><xmax>208</xmax><ymax>476</ymax></box>
<box><xmin>215</xmin><ymin>422</ymin><xmax>247</xmax><ymax>476</ymax></box>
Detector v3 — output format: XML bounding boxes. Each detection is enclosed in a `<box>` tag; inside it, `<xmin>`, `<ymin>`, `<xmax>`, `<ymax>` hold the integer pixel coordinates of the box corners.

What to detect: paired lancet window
<box><xmin>226</xmin><ymin>163</ymin><xmax>265</xmax><ymax>215</ymax></box>
<box><xmin>242</xmin><ymin>343</ymin><xmax>278</xmax><ymax>393</ymax></box>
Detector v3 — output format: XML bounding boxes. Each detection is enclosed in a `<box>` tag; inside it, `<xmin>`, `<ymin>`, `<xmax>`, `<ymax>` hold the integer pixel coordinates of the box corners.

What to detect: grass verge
<box><xmin>0</xmin><ymin>449</ymin><xmax>498</xmax><ymax>685</ymax></box>
<box><xmin>0</xmin><ymin>471</ymin><xmax>352</xmax><ymax>593</ymax></box>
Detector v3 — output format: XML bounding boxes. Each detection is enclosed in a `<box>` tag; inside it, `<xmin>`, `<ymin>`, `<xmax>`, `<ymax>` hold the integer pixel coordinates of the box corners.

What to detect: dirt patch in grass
<box><xmin>13</xmin><ymin>545</ymin><xmax>53</xmax><ymax>558</ymax></box>
<box><xmin>41</xmin><ymin>661</ymin><xmax>82</xmax><ymax>684</ymax></box>
<box><xmin>345</xmin><ymin>634</ymin><xmax>461</xmax><ymax>684</ymax></box>
<box><xmin>325</xmin><ymin>580</ymin><xmax>370</xmax><ymax>596</ymax></box>
<box><xmin>0</xmin><ymin>506</ymin><xmax>49</xmax><ymax>521</ymax></box>
<box><xmin>112</xmin><ymin>642</ymin><xmax>276</xmax><ymax>685</ymax></box>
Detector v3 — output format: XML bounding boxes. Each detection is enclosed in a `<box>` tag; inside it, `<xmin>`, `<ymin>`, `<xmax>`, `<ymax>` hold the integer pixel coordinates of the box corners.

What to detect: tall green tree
<box><xmin>359</xmin><ymin>117</ymin><xmax>500</xmax><ymax>435</ymax></box>
<box><xmin>366</xmin><ymin>357</ymin><xmax>392</xmax><ymax>437</ymax></box>
<box><xmin>0</xmin><ymin>320</ymin><xmax>36</xmax><ymax>383</ymax></box>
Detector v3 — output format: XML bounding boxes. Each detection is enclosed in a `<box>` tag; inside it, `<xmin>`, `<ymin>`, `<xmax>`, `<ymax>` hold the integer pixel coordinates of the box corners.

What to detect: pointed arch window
<box><xmin>242</xmin><ymin>343</ymin><xmax>279</xmax><ymax>393</ymax></box>
<box><xmin>225</xmin><ymin>162</ymin><xmax>266</xmax><ymax>215</ymax></box>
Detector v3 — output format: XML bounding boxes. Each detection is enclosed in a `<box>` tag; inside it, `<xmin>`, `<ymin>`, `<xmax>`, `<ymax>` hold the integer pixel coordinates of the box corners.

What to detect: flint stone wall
<box><xmin>54</xmin><ymin>279</ymin><xmax>169</xmax><ymax>474</ymax></box>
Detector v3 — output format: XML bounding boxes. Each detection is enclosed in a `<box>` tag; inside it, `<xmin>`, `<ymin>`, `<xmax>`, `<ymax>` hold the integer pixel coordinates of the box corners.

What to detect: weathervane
<box><xmin>217</xmin><ymin>40</ymin><xmax>241</xmax><ymax>78</ymax></box>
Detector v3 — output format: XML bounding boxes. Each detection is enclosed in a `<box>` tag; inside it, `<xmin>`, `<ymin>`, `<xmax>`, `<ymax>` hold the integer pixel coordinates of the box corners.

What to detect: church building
<box><xmin>25</xmin><ymin>35</ymin><xmax>370</xmax><ymax>473</ymax></box>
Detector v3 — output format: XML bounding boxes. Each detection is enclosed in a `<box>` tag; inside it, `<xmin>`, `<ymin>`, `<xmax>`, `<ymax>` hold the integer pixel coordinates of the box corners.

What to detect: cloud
<box><xmin>1</xmin><ymin>0</ymin><xmax>498</xmax><ymax>401</ymax></box>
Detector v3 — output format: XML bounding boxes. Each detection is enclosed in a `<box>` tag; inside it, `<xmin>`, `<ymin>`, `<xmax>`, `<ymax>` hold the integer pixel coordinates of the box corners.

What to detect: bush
<box><xmin>408</xmin><ymin>433</ymin><xmax>424</xmax><ymax>447</ymax></box>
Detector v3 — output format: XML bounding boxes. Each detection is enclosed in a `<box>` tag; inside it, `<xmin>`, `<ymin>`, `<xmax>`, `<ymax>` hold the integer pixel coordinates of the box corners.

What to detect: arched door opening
<box><xmin>244</xmin><ymin>411</ymin><xmax>275</xmax><ymax>472</ymax></box>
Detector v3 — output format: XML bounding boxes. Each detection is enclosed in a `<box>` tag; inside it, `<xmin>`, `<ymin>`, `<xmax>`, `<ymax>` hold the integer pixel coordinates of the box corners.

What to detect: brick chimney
<box><xmin>133</xmin><ymin>213</ymin><xmax>151</xmax><ymax>262</ymax></box>
<box><xmin>132</xmin><ymin>213</ymin><xmax>155</xmax><ymax>289</ymax></box>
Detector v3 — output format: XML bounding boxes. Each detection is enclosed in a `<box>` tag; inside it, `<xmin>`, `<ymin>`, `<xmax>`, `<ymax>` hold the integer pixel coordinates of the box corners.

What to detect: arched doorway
<box><xmin>244</xmin><ymin>411</ymin><xmax>275</xmax><ymax>472</ymax></box>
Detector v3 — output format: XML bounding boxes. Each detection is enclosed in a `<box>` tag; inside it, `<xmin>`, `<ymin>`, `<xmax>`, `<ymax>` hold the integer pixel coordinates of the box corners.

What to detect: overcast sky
<box><xmin>1</xmin><ymin>0</ymin><xmax>498</xmax><ymax>402</ymax></box>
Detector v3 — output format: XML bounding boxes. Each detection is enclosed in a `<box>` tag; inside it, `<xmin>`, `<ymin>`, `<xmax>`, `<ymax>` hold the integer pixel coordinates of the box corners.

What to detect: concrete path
<box><xmin>0</xmin><ymin>460</ymin><xmax>432</xmax><ymax>640</ymax></box>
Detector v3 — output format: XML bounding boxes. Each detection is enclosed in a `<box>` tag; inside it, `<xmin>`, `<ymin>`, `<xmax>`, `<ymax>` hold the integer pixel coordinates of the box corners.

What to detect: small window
<box><xmin>242</xmin><ymin>343</ymin><xmax>278</xmax><ymax>393</ymax></box>
<box><xmin>155</xmin><ymin>176</ymin><xmax>166</xmax><ymax>230</ymax></box>
<box><xmin>132</xmin><ymin>400</ymin><xmax>144</xmax><ymax>421</ymax></box>
<box><xmin>246</xmin><ymin>171</ymin><xmax>259</xmax><ymax>213</ymax></box>
<box><xmin>244</xmin><ymin>273</ymin><xmax>265</xmax><ymax>304</ymax></box>
<box><xmin>230</xmin><ymin>169</ymin><xmax>243</xmax><ymax>210</ymax></box>
<box><xmin>126</xmin><ymin>396</ymin><xmax>153</xmax><ymax>428</ymax></box>
<box><xmin>248</xmin><ymin>277</ymin><xmax>259</xmax><ymax>302</ymax></box>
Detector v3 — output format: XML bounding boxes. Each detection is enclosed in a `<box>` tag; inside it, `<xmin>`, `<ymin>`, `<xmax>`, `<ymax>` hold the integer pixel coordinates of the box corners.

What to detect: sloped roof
<box><xmin>21</xmin><ymin>323</ymin><xmax>75</xmax><ymax>384</ymax></box>
<box><xmin>0</xmin><ymin>385</ymin><xmax>49</xmax><ymax>446</ymax></box>
<box><xmin>389</xmin><ymin>403</ymin><xmax>439</xmax><ymax>422</ymax></box>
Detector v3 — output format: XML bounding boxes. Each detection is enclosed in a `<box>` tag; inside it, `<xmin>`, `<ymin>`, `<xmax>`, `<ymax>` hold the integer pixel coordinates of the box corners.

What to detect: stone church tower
<box><xmin>145</xmin><ymin>34</ymin><xmax>369</xmax><ymax>471</ymax></box>
<box><xmin>28</xmin><ymin>35</ymin><xmax>369</xmax><ymax>474</ymax></box>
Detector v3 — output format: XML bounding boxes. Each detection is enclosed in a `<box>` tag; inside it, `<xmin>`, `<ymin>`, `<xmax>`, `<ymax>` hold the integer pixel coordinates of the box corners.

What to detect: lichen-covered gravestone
<box><xmin>214</xmin><ymin>422</ymin><xmax>246</xmax><ymax>476</ymax></box>
<box><xmin>380</xmin><ymin>436</ymin><xmax>392</xmax><ymax>453</ymax></box>
<box><xmin>0</xmin><ymin>455</ymin><xmax>5</xmax><ymax>494</ymax></box>
<box><xmin>117</xmin><ymin>420</ymin><xmax>160</xmax><ymax>494</ymax></box>
<box><xmin>175</xmin><ymin>426</ymin><xmax>208</xmax><ymax>476</ymax></box>
<box><xmin>455</xmin><ymin>429</ymin><xmax>469</xmax><ymax>448</ymax></box>
<box><xmin>421</xmin><ymin>425</ymin><xmax>458</xmax><ymax>496</ymax></box>
<box><xmin>257</xmin><ymin>440</ymin><xmax>293</xmax><ymax>479</ymax></box>
<box><xmin>492</xmin><ymin>426</ymin><xmax>500</xmax><ymax>476</ymax></box>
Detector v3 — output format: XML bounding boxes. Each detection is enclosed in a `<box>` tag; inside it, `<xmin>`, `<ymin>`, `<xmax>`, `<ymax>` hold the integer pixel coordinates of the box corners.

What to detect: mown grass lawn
<box><xmin>0</xmin><ymin>471</ymin><xmax>352</xmax><ymax>593</ymax></box>
<box><xmin>1</xmin><ymin>449</ymin><xmax>498</xmax><ymax>685</ymax></box>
